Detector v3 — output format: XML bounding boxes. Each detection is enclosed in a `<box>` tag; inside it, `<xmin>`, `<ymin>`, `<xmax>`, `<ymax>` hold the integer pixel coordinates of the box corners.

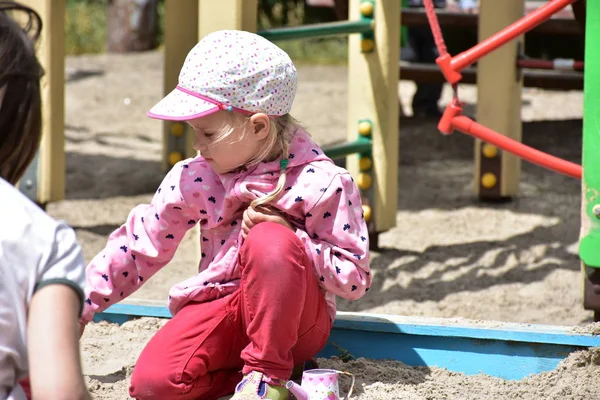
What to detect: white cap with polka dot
<box><xmin>148</xmin><ymin>29</ymin><xmax>298</xmax><ymax>121</ymax></box>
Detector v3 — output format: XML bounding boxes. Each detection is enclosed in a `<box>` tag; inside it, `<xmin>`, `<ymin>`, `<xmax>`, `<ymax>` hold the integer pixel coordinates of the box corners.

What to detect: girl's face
<box><xmin>187</xmin><ymin>111</ymin><xmax>269</xmax><ymax>174</ymax></box>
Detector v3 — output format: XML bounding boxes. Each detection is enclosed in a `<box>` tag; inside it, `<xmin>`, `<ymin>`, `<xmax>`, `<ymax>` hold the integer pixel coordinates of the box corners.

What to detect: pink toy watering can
<box><xmin>286</xmin><ymin>369</ymin><xmax>355</xmax><ymax>400</ymax></box>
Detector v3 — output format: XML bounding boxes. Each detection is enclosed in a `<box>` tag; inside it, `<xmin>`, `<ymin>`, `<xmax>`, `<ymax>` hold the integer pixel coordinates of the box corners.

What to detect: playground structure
<box><xmin>309</xmin><ymin>2</ymin><xmax>586</xmax><ymax>88</ymax></box>
<box><xmin>19</xmin><ymin>0</ymin><xmax>600</xmax><ymax>377</ymax></box>
<box><xmin>415</xmin><ymin>0</ymin><xmax>600</xmax><ymax>321</ymax></box>
<box><xmin>400</xmin><ymin>4</ymin><xmax>586</xmax><ymax>91</ymax></box>
<box><xmin>18</xmin><ymin>0</ymin><xmax>587</xmax><ymax>240</ymax></box>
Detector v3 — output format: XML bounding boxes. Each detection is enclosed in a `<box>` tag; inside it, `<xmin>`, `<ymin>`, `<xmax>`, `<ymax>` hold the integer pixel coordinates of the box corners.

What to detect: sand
<box><xmin>81</xmin><ymin>318</ymin><xmax>600</xmax><ymax>400</ymax></box>
<box><xmin>51</xmin><ymin>50</ymin><xmax>597</xmax><ymax>399</ymax></box>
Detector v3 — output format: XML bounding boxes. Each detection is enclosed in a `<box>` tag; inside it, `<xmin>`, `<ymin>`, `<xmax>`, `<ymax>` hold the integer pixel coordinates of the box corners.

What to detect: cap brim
<box><xmin>147</xmin><ymin>87</ymin><xmax>219</xmax><ymax>121</ymax></box>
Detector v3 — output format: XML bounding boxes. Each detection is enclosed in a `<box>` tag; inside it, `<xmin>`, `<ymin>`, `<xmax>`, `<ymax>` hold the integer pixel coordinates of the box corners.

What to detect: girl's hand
<box><xmin>242</xmin><ymin>205</ymin><xmax>294</xmax><ymax>238</ymax></box>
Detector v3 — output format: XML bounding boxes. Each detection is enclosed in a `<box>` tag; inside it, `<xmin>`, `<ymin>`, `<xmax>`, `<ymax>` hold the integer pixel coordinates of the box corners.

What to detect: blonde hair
<box><xmin>213</xmin><ymin>112</ymin><xmax>300</xmax><ymax>208</ymax></box>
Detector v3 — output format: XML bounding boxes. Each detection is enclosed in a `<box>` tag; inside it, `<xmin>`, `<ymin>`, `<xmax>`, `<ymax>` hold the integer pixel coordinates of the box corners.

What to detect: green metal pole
<box><xmin>579</xmin><ymin>0</ymin><xmax>600</xmax><ymax>319</ymax></box>
<box><xmin>258</xmin><ymin>19</ymin><xmax>373</xmax><ymax>42</ymax></box>
<box><xmin>323</xmin><ymin>137</ymin><xmax>372</xmax><ymax>160</ymax></box>
<box><xmin>579</xmin><ymin>0</ymin><xmax>600</xmax><ymax>268</ymax></box>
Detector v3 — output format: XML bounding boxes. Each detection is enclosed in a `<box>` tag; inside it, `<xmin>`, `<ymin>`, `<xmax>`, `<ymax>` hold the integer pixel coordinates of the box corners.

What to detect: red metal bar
<box><xmin>452</xmin><ymin>0</ymin><xmax>576</xmax><ymax>71</ymax></box>
<box><xmin>423</xmin><ymin>0</ymin><xmax>449</xmax><ymax>57</ymax></box>
<box><xmin>435</xmin><ymin>0</ymin><xmax>576</xmax><ymax>84</ymax></box>
<box><xmin>517</xmin><ymin>58</ymin><xmax>584</xmax><ymax>71</ymax></box>
<box><xmin>451</xmin><ymin>115</ymin><xmax>582</xmax><ymax>180</ymax></box>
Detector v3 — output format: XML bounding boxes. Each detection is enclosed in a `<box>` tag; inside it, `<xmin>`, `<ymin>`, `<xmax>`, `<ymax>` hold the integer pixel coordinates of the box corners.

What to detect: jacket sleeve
<box><xmin>80</xmin><ymin>162</ymin><xmax>202</xmax><ymax>323</ymax></box>
<box><xmin>295</xmin><ymin>173</ymin><xmax>371</xmax><ymax>300</ymax></box>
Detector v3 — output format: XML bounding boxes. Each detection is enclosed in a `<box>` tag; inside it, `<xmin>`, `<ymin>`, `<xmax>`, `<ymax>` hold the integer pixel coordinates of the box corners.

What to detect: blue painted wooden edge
<box><xmin>95</xmin><ymin>303</ymin><xmax>600</xmax><ymax>347</ymax></box>
<box><xmin>93</xmin><ymin>303</ymin><xmax>600</xmax><ymax>380</ymax></box>
<box><xmin>333</xmin><ymin>312</ymin><xmax>600</xmax><ymax>347</ymax></box>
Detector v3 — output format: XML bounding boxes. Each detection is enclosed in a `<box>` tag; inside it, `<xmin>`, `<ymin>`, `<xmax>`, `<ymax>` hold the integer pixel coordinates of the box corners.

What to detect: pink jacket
<box><xmin>81</xmin><ymin>128</ymin><xmax>371</xmax><ymax>322</ymax></box>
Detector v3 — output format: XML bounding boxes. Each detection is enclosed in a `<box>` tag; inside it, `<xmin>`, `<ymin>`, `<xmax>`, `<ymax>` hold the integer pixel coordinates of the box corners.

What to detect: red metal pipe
<box><xmin>451</xmin><ymin>115</ymin><xmax>582</xmax><ymax>180</ymax></box>
<box><xmin>436</xmin><ymin>0</ymin><xmax>576</xmax><ymax>84</ymax></box>
<box><xmin>517</xmin><ymin>58</ymin><xmax>584</xmax><ymax>71</ymax></box>
<box><xmin>452</xmin><ymin>0</ymin><xmax>576</xmax><ymax>71</ymax></box>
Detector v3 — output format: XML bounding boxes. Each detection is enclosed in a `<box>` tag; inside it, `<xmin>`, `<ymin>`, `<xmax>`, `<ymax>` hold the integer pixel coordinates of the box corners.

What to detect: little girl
<box><xmin>80</xmin><ymin>29</ymin><xmax>371</xmax><ymax>400</ymax></box>
<box><xmin>0</xmin><ymin>3</ymin><xmax>90</xmax><ymax>400</ymax></box>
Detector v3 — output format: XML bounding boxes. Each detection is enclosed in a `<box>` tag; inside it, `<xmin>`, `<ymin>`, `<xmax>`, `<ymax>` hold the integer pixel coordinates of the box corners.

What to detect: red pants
<box><xmin>18</xmin><ymin>378</ymin><xmax>31</xmax><ymax>399</ymax></box>
<box><xmin>129</xmin><ymin>222</ymin><xmax>332</xmax><ymax>400</ymax></box>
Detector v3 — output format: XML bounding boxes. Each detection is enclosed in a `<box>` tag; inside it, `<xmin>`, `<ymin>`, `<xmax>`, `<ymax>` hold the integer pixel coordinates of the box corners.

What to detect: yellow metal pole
<box><xmin>346</xmin><ymin>0</ymin><xmax>400</xmax><ymax>245</ymax></box>
<box><xmin>19</xmin><ymin>0</ymin><xmax>65</xmax><ymax>204</ymax></box>
<box><xmin>198</xmin><ymin>0</ymin><xmax>257</xmax><ymax>38</ymax></box>
<box><xmin>194</xmin><ymin>0</ymin><xmax>257</xmax><ymax>258</ymax></box>
<box><xmin>475</xmin><ymin>0</ymin><xmax>524</xmax><ymax>200</ymax></box>
<box><xmin>161</xmin><ymin>0</ymin><xmax>199</xmax><ymax>171</ymax></box>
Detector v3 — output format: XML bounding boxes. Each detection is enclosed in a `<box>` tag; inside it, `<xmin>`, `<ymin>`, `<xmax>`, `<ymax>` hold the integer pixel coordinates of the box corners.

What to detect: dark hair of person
<box><xmin>0</xmin><ymin>1</ymin><xmax>44</xmax><ymax>185</ymax></box>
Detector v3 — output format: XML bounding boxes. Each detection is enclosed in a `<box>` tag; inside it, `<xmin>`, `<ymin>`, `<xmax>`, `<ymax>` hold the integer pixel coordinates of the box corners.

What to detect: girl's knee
<box><xmin>129</xmin><ymin>365</ymin><xmax>191</xmax><ymax>400</ymax></box>
<box><xmin>244</xmin><ymin>222</ymin><xmax>304</xmax><ymax>260</ymax></box>
<box><xmin>129</xmin><ymin>367</ymin><xmax>238</xmax><ymax>400</ymax></box>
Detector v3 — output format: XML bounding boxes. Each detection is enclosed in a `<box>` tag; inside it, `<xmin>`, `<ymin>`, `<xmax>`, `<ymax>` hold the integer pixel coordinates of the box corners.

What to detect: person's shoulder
<box><xmin>0</xmin><ymin>178</ymin><xmax>61</xmax><ymax>241</ymax></box>
<box><xmin>0</xmin><ymin>179</ymin><xmax>85</xmax><ymax>307</ymax></box>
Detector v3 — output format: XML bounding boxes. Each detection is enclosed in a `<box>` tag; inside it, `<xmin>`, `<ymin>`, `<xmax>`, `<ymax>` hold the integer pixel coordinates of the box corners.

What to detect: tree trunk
<box><xmin>107</xmin><ymin>0</ymin><xmax>159</xmax><ymax>53</ymax></box>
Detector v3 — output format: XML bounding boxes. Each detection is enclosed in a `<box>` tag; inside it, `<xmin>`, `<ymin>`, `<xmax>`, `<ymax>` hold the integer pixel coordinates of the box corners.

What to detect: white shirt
<box><xmin>0</xmin><ymin>178</ymin><xmax>85</xmax><ymax>400</ymax></box>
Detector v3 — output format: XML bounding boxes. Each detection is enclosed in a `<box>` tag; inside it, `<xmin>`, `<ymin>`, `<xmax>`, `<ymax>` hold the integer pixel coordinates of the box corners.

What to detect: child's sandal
<box><xmin>231</xmin><ymin>371</ymin><xmax>289</xmax><ymax>400</ymax></box>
